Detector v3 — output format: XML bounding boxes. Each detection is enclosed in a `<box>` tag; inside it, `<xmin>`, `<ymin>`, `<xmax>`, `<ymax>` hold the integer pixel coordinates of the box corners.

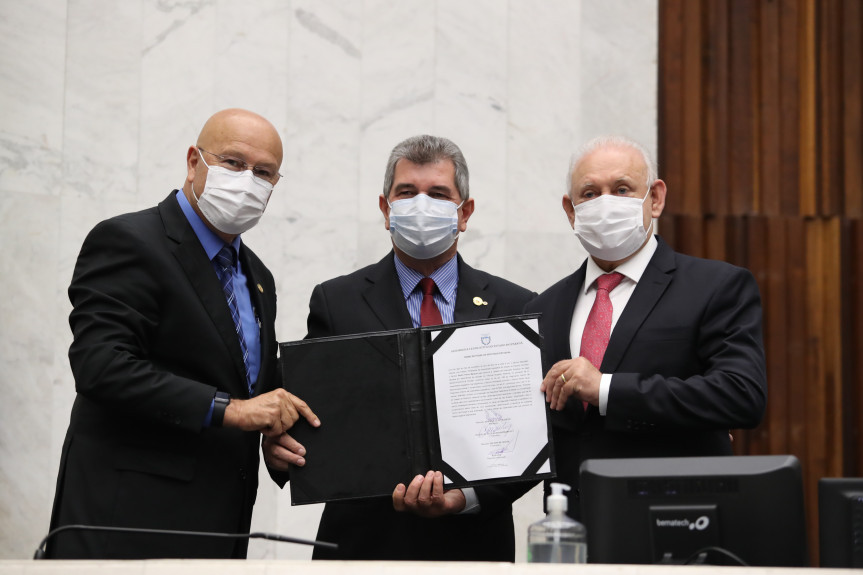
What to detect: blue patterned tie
<box><xmin>214</xmin><ymin>246</ymin><xmax>253</xmax><ymax>395</ymax></box>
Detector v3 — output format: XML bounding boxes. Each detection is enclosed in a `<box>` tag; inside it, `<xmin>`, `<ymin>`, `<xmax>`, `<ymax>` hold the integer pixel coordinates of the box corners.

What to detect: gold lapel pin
<box><xmin>257</xmin><ymin>283</ymin><xmax>264</xmax><ymax>293</ymax></box>
<box><xmin>473</xmin><ymin>296</ymin><xmax>488</xmax><ymax>306</ymax></box>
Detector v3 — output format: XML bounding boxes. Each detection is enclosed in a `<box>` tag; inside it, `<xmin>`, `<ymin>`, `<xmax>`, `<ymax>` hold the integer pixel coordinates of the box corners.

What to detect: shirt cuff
<box><xmin>203</xmin><ymin>398</ymin><xmax>215</xmax><ymax>427</ymax></box>
<box><xmin>598</xmin><ymin>373</ymin><xmax>613</xmax><ymax>416</ymax></box>
<box><xmin>458</xmin><ymin>487</ymin><xmax>480</xmax><ymax>514</ymax></box>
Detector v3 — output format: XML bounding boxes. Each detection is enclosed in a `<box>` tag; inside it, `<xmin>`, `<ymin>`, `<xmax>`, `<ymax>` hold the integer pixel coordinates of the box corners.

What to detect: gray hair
<box><xmin>382</xmin><ymin>135</ymin><xmax>470</xmax><ymax>201</ymax></box>
<box><xmin>567</xmin><ymin>135</ymin><xmax>658</xmax><ymax>198</ymax></box>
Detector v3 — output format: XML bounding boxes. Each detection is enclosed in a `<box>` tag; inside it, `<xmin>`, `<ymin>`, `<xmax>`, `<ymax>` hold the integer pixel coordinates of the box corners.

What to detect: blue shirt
<box><xmin>393</xmin><ymin>253</ymin><xmax>459</xmax><ymax>327</ymax></box>
<box><xmin>175</xmin><ymin>190</ymin><xmax>261</xmax><ymax>424</ymax></box>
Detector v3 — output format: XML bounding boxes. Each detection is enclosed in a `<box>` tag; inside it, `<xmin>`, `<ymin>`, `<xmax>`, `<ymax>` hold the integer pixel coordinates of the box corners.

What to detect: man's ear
<box><xmin>457</xmin><ymin>198</ymin><xmax>475</xmax><ymax>232</ymax></box>
<box><xmin>562</xmin><ymin>194</ymin><xmax>576</xmax><ymax>228</ymax></box>
<box><xmin>649</xmin><ymin>179</ymin><xmax>667</xmax><ymax>219</ymax></box>
<box><xmin>379</xmin><ymin>194</ymin><xmax>391</xmax><ymax>230</ymax></box>
<box><xmin>186</xmin><ymin>146</ymin><xmax>199</xmax><ymax>184</ymax></box>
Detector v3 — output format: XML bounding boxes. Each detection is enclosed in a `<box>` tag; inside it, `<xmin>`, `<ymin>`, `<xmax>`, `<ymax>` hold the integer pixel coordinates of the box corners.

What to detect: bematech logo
<box><xmin>655</xmin><ymin>516</ymin><xmax>710</xmax><ymax>531</ymax></box>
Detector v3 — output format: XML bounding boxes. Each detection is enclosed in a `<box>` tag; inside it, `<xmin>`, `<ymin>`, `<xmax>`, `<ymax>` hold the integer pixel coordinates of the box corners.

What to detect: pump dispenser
<box><xmin>527</xmin><ymin>483</ymin><xmax>587</xmax><ymax>563</ymax></box>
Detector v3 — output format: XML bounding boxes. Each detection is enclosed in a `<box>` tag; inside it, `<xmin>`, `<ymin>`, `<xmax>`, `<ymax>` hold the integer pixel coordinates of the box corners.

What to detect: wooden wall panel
<box><xmin>704</xmin><ymin>215</ymin><xmax>727</xmax><ymax>261</ymax></box>
<box><xmin>778</xmin><ymin>0</ymin><xmax>801</xmax><ymax>216</ymax></box>
<box><xmin>798</xmin><ymin>0</ymin><xmax>817</xmax><ymax>216</ymax></box>
<box><xmin>682</xmin><ymin>0</ymin><xmax>703</xmax><ymax>215</ymax></box>
<box><xmin>843</xmin><ymin>0</ymin><xmax>863</xmax><ymax>218</ymax></box>
<box><xmin>847</xmin><ymin>222</ymin><xmax>863</xmax><ymax>473</ymax></box>
<box><xmin>821</xmin><ymin>218</ymin><xmax>844</xmax><ymax>479</ymax></box>
<box><xmin>784</xmin><ymin>217</ymin><xmax>809</xmax><ymax>470</ymax></box>
<box><xmin>841</xmin><ymin>220</ymin><xmax>863</xmax><ymax>475</ymax></box>
<box><xmin>758</xmin><ymin>0</ymin><xmax>781</xmax><ymax>215</ymax></box>
<box><xmin>704</xmin><ymin>0</ymin><xmax>730</xmax><ymax>216</ymax></box>
<box><xmin>659</xmin><ymin>0</ymin><xmax>862</xmax><ymax>565</ymax></box>
<box><xmin>658</xmin><ymin>0</ymin><xmax>684</xmax><ymax>215</ymax></box>
<box><xmin>763</xmin><ymin>217</ymin><xmax>790</xmax><ymax>455</ymax></box>
<box><xmin>728</xmin><ymin>0</ymin><xmax>757</xmax><ymax>215</ymax></box>
<box><xmin>818</xmin><ymin>0</ymin><xmax>846</xmax><ymax>216</ymax></box>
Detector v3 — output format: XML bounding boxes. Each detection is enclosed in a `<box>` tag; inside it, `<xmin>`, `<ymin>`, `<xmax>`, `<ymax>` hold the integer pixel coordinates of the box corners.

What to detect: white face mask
<box><xmin>572</xmin><ymin>188</ymin><xmax>653</xmax><ymax>261</ymax></box>
<box><xmin>387</xmin><ymin>193</ymin><xmax>463</xmax><ymax>260</ymax></box>
<box><xmin>191</xmin><ymin>149</ymin><xmax>274</xmax><ymax>235</ymax></box>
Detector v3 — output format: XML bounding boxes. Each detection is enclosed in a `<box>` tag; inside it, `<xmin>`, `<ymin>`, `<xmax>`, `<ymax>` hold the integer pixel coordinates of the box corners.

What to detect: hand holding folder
<box><xmin>392</xmin><ymin>470</ymin><xmax>467</xmax><ymax>517</ymax></box>
<box><xmin>278</xmin><ymin>314</ymin><xmax>555</xmax><ymax>505</ymax></box>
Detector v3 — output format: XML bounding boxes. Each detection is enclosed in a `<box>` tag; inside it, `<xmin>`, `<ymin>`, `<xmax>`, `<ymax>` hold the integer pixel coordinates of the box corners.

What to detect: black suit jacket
<box><xmin>524</xmin><ymin>236</ymin><xmax>767</xmax><ymax>516</ymax></box>
<box><xmin>305</xmin><ymin>252</ymin><xmax>536</xmax><ymax>561</ymax></box>
<box><xmin>48</xmin><ymin>191</ymin><xmax>278</xmax><ymax>559</ymax></box>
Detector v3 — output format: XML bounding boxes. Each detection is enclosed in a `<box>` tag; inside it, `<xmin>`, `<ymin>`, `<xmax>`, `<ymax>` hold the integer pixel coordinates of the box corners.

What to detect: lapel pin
<box><xmin>473</xmin><ymin>296</ymin><xmax>488</xmax><ymax>306</ymax></box>
<box><xmin>257</xmin><ymin>283</ymin><xmax>264</xmax><ymax>293</ymax></box>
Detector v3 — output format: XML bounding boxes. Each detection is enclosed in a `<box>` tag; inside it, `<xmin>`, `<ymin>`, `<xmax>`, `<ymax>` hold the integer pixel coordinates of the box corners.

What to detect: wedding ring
<box><xmin>560</xmin><ymin>374</ymin><xmax>566</xmax><ymax>384</ymax></box>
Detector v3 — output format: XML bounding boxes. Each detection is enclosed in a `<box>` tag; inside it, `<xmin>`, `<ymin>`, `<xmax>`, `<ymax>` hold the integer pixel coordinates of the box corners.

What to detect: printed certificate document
<box><xmin>429</xmin><ymin>318</ymin><xmax>551</xmax><ymax>484</ymax></box>
<box><xmin>279</xmin><ymin>314</ymin><xmax>554</xmax><ymax>504</ymax></box>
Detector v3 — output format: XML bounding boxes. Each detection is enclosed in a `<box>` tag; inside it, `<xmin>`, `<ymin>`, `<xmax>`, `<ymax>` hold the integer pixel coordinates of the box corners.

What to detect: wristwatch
<box><xmin>213</xmin><ymin>391</ymin><xmax>231</xmax><ymax>427</ymax></box>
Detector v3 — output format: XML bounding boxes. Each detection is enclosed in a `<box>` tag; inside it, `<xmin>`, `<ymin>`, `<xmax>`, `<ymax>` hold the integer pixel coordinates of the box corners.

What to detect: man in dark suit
<box><xmin>525</xmin><ymin>135</ymin><xmax>767</xmax><ymax>516</ymax></box>
<box><xmin>48</xmin><ymin>109</ymin><xmax>319</xmax><ymax>559</ymax></box>
<box><xmin>265</xmin><ymin>135</ymin><xmax>535</xmax><ymax>561</ymax></box>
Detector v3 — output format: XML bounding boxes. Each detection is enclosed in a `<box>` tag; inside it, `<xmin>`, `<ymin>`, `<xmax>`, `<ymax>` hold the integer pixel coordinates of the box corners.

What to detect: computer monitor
<box><xmin>818</xmin><ymin>477</ymin><xmax>863</xmax><ymax>567</ymax></box>
<box><xmin>579</xmin><ymin>455</ymin><xmax>807</xmax><ymax>566</ymax></box>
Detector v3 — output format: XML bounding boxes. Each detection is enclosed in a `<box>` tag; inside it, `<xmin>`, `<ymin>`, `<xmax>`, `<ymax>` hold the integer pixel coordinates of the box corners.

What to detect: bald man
<box><xmin>47</xmin><ymin>109</ymin><xmax>318</xmax><ymax>559</ymax></box>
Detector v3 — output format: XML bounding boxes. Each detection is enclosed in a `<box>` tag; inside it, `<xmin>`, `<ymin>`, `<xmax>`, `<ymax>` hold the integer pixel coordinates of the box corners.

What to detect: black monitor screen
<box><xmin>579</xmin><ymin>455</ymin><xmax>807</xmax><ymax>566</ymax></box>
<box><xmin>818</xmin><ymin>477</ymin><xmax>863</xmax><ymax>568</ymax></box>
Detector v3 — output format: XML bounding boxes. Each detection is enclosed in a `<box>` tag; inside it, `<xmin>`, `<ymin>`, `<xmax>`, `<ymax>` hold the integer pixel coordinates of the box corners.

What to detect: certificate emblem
<box><xmin>481</xmin><ymin>335</ymin><xmax>491</xmax><ymax>345</ymax></box>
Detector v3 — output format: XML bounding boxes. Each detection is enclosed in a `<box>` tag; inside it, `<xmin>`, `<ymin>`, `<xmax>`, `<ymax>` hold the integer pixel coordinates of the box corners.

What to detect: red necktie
<box><xmin>579</xmin><ymin>272</ymin><xmax>624</xmax><ymax>408</ymax></box>
<box><xmin>419</xmin><ymin>278</ymin><xmax>443</xmax><ymax>326</ymax></box>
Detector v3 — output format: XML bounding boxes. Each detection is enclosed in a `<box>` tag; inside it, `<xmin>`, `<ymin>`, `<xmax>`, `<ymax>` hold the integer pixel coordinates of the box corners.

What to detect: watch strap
<box><xmin>212</xmin><ymin>391</ymin><xmax>231</xmax><ymax>427</ymax></box>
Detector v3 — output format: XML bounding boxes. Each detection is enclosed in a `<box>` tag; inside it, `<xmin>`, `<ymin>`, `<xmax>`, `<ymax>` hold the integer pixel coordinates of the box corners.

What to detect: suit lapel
<box><xmin>551</xmin><ymin>264</ymin><xmax>587</xmax><ymax>363</ymax></box>
<box><xmin>601</xmin><ymin>238</ymin><xmax>676</xmax><ymax>371</ymax></box>
<box><xmin>453</xmin><ymin>255</ymin><xmax>495</xmax><ymax>322</ymax></box>
<box><xmin>361</xmin><ymin>253</ymin><xmax>414</xmax><ymax>330</ymax></box>
<box><xmin>159</xmin><ymin>193</ymin><xmax>250</xmax><ymax>397</ymax></box>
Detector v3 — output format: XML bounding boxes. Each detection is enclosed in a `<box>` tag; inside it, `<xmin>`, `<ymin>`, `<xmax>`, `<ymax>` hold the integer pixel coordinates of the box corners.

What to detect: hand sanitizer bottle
<box><xmin>527</xmin><ymin>483</ymin><xmax>587</xmax><ymax>563</ymax></box>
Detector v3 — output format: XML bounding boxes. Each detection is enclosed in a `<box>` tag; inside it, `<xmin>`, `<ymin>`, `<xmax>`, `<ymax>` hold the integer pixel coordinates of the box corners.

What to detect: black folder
<box><xmin>279</xmin><ymin>314</ymin><xmax>554</xmax><ymax>505</ymax></box>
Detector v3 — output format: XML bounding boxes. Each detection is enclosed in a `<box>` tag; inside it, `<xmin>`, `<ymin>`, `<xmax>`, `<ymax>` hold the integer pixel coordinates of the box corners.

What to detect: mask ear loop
<box><xmin>643</xmin><ymin>178</ymin><xmax>655</xmax><ymax>234</ymax></box>
<box><xmin>641</xmin><ymin>175</ymin><xmax>653</xmax><ymax>203</ymax></box>
<box><xmin>189</xmin><ymin>148</ymin><xmax>211</xmax><ymax>206</ymax></box>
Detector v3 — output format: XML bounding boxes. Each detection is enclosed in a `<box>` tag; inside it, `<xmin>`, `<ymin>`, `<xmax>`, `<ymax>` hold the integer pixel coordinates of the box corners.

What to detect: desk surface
<box><xmin>0</xmin><ymin>560</ymin><xmax>859</xmax><ymax>574</ymax></box>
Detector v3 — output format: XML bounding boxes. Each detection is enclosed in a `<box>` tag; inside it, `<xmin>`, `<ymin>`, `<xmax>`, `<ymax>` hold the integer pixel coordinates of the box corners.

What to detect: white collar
<box><xmin>582</xmin><ymin>234</ymin><xmax>658</xmax><ymax>294</ymax></box>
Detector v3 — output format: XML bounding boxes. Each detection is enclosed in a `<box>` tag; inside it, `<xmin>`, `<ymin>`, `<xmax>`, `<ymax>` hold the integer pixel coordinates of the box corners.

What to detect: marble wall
<box><xmin>0</xmin><ymin>0</ymin><xmax>657</xmax><ymax>561</ymax></box>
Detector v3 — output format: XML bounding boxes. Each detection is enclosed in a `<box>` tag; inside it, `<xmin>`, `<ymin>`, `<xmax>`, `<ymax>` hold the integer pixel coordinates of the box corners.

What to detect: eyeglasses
<box><xmin>197</xmin><ymin>147</ymin><xmax>282</xmax><ymax>185</ymax></box>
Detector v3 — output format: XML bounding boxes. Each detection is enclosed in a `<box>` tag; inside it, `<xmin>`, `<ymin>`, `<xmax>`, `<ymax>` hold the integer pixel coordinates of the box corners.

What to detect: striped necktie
<box><xmin>214</xmin><ymin>246</ymin><xmax>253</xmax><ymax>395</ymax></box>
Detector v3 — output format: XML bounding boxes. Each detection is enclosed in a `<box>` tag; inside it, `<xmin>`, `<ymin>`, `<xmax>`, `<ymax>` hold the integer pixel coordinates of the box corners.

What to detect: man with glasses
<box><xmin>48</xmin><ymin>108</ymin><xmax>319</xmax><ymax>559</ymax></box>
<box><xmin>264</xmin><ymin>135</ymin><xmax>536</xmax><ymax>561</ymax></box>
<box><xmin>525</xmin><ymin>135</ymin><xmax>767</xmax><ymax>517</ymax></box>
